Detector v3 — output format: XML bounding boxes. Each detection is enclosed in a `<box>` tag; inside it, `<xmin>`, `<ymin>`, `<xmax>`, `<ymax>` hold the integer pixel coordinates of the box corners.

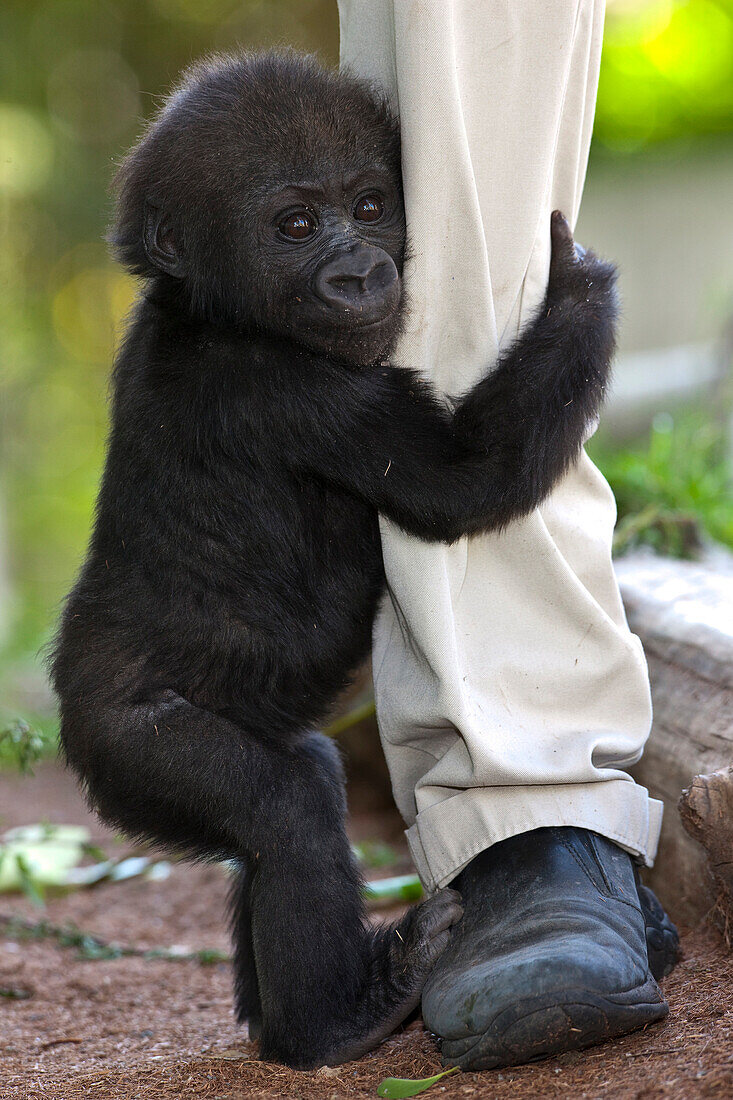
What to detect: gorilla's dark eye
<box><xmin>353</xmin><ymin>194</ymin><xmax>384</xmax><ymax>223</ymax></box>
<box><xmin>279</xmin><ymin>210</ymin><xmax>317</xmax><ymax>240</ymax></box>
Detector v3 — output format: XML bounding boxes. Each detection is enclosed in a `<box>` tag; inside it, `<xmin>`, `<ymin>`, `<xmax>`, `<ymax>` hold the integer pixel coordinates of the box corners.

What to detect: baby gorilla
<box><xmin>52</xmin><ymin>52</ymin><xmax>619</xmax><ymax>1068</ymax></box>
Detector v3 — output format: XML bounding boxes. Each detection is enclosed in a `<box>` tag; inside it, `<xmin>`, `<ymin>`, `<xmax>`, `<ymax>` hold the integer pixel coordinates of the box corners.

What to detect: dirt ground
<box><xmin>1</xmin><ymin>764</ymin><xmax>732</xmax><ymax>1100</ymax></box>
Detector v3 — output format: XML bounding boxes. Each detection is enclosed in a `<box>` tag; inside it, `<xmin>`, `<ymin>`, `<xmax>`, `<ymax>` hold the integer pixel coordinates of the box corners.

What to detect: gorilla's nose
<box><xmin>314</xmin><ymin>244</ymin><xmax>399</xmax><ymax>319</ymax></box>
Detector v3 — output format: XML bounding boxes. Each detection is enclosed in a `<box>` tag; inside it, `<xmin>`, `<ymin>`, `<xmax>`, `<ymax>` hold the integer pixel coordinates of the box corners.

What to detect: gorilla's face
<box><xmin>114</xmin><ymin>54</ymin><xmax>407</xmax><ymax>366</ymax></box>
<box><xmin>248</xmin><ymin>165</ymin><xmax>406</xmax><ymax>363</ymax></box>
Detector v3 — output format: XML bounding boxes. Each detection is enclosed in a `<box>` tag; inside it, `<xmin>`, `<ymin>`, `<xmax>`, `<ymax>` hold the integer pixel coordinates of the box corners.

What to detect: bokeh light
<box><xmin>0</xmin><ymin>105</ymin><xmax>54</xmax><ymax>194</ymax></box>
<box><xmin>47</xmin><ymin>49</ymin><xmax>141</xmax><ymax>145</ymax></box>
<box><xmin>52</xmin><ymin>265</ymin><xmax>136</xmax><ymax>363</ymax></box>
<box><xmin>598</xmin><ymin>0</ymin><xmax>733</xmax><ymax>148</ymax></box>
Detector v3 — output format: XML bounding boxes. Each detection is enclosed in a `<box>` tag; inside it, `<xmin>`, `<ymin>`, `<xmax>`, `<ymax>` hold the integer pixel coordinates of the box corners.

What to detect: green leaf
<box><xmin>14</xmin><ymin>853</ymin><xmax>45</xmax><ymax>906</ymax></box>
<box><xmin>193</xmin><ymin>948</ymin><xmax>230</xmax><ymax>965</ymax></box>
<box><xmin>0</xmin><ymin>986</ymin><xmax>32</xmax><ymax>1000</ymax></box>
<box><xmin>75</xmin><ymin>936</ymin><xmax>125</xmax><ymax>961</ymax></box>
<box><xmin>0</xmin><ymin>824</ymin><xmax>90</xmax><ymax>895</ymax></box>
<box><xmin>352</xmin><ymin>840</ymin><xmax>399</xmax><ymax>869</ymax></box>
<box><xmin>0</xmin><ymin>718</ymin><xmax>45</xmax><ymax>775</ymax></box>
<box><xmin>363</xmin><ymin>874</ymin><xmax>423</xmax><ymax>905</ymax></box>
<box><xmin>324</xmin><ymin>698</ymin><xmax>376</xmax><ymax>736</ymax></box>
<box><xmin>377</xmin><ymin>1066</ymin><xmax>459</xmax><ymax>1097</ymax></box>
<box><xmin>82</xmin><ymin>842</ymin><xmax>109</xmax><ymax>862</ymax></box>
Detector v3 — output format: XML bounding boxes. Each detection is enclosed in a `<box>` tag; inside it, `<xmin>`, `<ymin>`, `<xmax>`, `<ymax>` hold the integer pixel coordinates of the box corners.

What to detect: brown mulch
<box><xmin>1</xmin><ymin>764</ymin><xmax>732</xmax><ymax>1100</ymax></box>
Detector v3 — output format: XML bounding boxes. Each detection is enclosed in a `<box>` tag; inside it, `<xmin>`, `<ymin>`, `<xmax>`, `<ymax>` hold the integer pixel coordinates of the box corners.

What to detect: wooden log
<box><xmin>617</xmin><ymin>552</ymin><xmax>733</xmax><ymax>925</ymax></box>
<box><xmin>679</xmin><ymin>766</ymin><xmax>733</xmax><ymax>937</ymax></box>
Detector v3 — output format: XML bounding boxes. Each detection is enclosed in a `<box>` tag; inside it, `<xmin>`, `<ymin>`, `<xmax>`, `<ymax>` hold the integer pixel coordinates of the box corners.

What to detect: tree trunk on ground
<box><xmin>679</xmin><ymin>766</ymin><xmax>733</xmax><ymax>939</ymax></box>
<box><xmin>617</xmin><ymin>552</ymin><xmax>733</xmax><ymax>926</ymax></box>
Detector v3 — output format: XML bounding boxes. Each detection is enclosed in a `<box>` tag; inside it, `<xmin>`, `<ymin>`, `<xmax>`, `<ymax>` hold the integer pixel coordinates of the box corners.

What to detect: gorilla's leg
<box><xmin>60</xmin><ymin>695</ymin><xmax>461</xmax><ymax>1068</ymax></box>
<box><xmin>229</xmin><ymin>732</ymin><xmax>347</xmax><ymax>1041</ymax></box>
<box><xmin>229</xmin><ymin>864</ymin><xmax>262</xmax><ymax>1038</ymax></box>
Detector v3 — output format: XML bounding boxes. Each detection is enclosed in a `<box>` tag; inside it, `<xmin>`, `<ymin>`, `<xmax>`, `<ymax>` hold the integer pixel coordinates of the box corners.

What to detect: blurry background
<box><xmin>2</xmin><ymin>0</ymin><xmax>733</xmax><ymax>763</ymax></box>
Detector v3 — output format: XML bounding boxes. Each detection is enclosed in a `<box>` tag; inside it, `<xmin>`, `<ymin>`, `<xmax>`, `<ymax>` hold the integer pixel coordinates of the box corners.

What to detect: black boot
<box><xmin>421</xmin><ymin>826</ymin><xmax>679</xmax><ymax>1070</ymax></box>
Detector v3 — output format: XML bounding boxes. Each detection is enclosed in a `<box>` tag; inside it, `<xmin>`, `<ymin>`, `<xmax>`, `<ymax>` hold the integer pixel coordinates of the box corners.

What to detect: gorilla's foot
<box><xmin>422</xmin><ymin>828</ymin><xmax>675</xmax><ymax>1071</ymax></box>
<box><xmin>322</xmin><ymin>887</ymin><xmax>463</xmax><ymax>1067</ymax></box>
<box><xmin>637</xmin><ymin>880</ymin><xmax>681</xmax><ymax>980</ymax></box>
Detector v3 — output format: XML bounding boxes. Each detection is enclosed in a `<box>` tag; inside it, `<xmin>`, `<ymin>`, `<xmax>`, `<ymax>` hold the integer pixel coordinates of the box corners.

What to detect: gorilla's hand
<box><xmin>546</xmin><ymin>209</ymin><xmax>614</xmax><ymax>311</ymax></box>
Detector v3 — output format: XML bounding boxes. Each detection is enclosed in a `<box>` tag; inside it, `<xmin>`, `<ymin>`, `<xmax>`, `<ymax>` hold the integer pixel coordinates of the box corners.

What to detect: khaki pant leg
<box><xmin>338</xmin><ymin>0</ymin><xmax>662</xmax><ymax>891</ymax></box>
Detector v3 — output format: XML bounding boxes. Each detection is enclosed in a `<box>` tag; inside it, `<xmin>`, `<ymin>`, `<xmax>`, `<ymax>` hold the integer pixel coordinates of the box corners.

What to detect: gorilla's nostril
<box><xmin>328</xmin><ymin>275</ymin><xmax>364</xmax><ymax>296</ymax></box>
<box><xmin>365</xmin><ymin>261</ymin><xmax>397</xmax><ymax>293</ymax></box>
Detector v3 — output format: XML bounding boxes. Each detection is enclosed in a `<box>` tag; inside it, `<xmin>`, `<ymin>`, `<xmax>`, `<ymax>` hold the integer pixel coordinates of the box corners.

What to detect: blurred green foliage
<box><xmin>597</xmin><ymin>0</ymin><xmax>733</xmax><ymax>149</ymax></box>
<box><xmin>1</xmin><ymin>0</ymin><xmax>733</xmax><ymax>766</ymax></box>
<box><xmin>589</xmin><ymin>410</ymin><xmax>733</xmax><ymax>557</ymax></box>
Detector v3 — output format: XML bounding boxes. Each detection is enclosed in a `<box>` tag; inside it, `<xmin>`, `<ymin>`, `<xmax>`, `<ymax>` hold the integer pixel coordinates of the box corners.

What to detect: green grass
<box><xmin>0</xmin><ymin>716</ymin><xmax>45</xmax><ymax>774</ymax></box>
<box><xmin>591</xmin><ymin>410</ymin><xmax>733</xmax><ymax>559</ymax></box>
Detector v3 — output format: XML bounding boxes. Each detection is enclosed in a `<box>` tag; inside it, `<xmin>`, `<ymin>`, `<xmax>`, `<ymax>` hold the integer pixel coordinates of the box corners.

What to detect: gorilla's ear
<box><xmin>143</xmin><ymin>201</ymin><xmax>185</xmax><ymax>277</ymax></box>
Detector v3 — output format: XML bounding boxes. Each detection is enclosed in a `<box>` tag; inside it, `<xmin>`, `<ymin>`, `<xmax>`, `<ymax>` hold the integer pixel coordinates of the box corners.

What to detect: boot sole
<box><xmin>439</xmin><ymin>975</ymin><xmax>668</xmax><ymax>1070</ymax></box>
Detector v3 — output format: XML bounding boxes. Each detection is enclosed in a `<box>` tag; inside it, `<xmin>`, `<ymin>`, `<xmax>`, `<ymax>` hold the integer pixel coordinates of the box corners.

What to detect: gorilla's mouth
<box><xmin>299</xmin><ymin>305</ymin><xmax>400</xmax><ymax>365</ymax></box>
<box><xmin>322</xmin><ymin>309</ymin><xmax>397</xmax><ymax>331</ymax></box>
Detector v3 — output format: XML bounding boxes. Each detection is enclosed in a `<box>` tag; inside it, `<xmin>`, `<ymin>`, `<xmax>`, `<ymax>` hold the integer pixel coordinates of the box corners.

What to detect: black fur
<box><xmin>51</xmin><ymin>51</ymin><xmax>618</xmax><ymax>1068</ymax></box>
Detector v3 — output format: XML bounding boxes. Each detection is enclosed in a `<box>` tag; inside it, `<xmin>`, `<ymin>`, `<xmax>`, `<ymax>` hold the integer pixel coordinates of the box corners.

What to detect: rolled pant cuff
<box><xmin>406</xmin><ymin>781</ymin><xmax>664</xmax><ymax>892</ymax></box>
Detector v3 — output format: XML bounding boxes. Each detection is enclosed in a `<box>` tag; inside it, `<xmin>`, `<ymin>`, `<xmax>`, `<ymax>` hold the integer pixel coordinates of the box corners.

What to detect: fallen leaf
<box><xmin>377</xmin><ymin>1067</ymin><xmax>459</xmax><ymax>1097</ymax></box>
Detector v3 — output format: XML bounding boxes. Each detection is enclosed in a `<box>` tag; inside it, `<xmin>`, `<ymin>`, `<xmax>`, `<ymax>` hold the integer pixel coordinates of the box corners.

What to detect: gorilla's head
<box><xmin>111</xmin><ymin>52</ymin><xmax>406</xmax><ymax>366</ymax></box>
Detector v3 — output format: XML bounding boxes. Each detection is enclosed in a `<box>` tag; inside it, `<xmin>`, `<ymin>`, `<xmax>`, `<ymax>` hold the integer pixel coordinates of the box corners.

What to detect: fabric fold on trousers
<box><xmin>338</xmin><ymin>0</ymin><xmax>662</xmax><ymax>891</ymax></box>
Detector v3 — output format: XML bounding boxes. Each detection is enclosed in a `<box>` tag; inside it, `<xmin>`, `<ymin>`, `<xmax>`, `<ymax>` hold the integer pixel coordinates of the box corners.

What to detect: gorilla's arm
<box><xmin>293</xmin><ymin>215</ymin><xmax>617</xmax><ymax>542</ymax></box>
